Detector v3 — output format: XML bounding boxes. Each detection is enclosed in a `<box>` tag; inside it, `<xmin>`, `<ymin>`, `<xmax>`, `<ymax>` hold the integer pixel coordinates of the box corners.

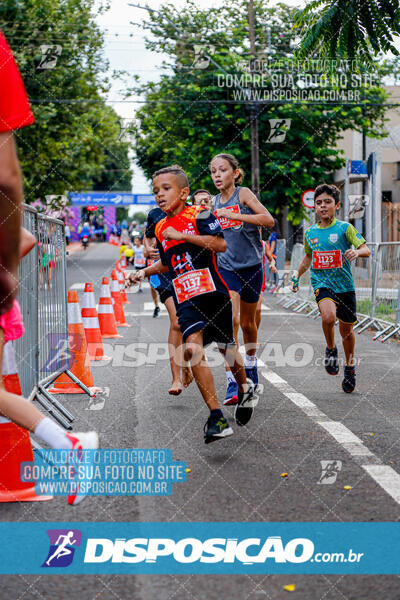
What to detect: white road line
<box><xmin>362</xmin><ymin>465</ymin><xmax>400</xmax><ymax>505</ymax></box>
<box><xmin>144</xmin><ymin>302</ymin><xmax>167</xmax><ymax>313</ymax></box>
<box><xmin>261</xmin><ymin>368</ymin><xmax>400</xmax><ymax>506</ymax></box>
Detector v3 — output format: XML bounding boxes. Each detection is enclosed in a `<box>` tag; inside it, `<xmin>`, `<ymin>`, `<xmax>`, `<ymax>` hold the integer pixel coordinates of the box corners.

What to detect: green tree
<box><xmin>294</xmin><ymin>0</ymin><xmax>400</xmax><ymax>62</ymax></box>
<box><xmin>132</xmin><ymin>0</ymin><xmax>388</xmax><ymax>224</ymax></box>
<box><xmin>0</xmin><ymin>0</ymin><xmax>130</xmax><ymax>201</ymax></box>
<box><xmin>132</xmin><ymin>211</ymin><xmax>148</xmax><ymax>224</ymax></box>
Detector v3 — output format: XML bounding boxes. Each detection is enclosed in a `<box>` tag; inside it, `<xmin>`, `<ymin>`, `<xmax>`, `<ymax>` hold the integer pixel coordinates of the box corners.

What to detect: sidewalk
<box><xmin>66</xmin><ymin>241</ymin><xmax>82</xmax><ymax>255</ymax></box>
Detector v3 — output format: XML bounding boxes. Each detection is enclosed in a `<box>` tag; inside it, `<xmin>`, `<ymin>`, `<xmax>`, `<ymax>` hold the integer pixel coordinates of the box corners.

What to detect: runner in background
<box><xmin>291</xmin><ymin>183</ymin><xmax>370</xmax><ymax>393</ymax></box>
<box><xmin>192</xmin><ymin>189</ymin><xmax>213</xmax><ymax>209</ymax></box>
<box><xmin>256</xmin><ymin>238</ymin><xmax>277</xmax><ymax>330</ymax></box>
<box><xmin>133</xmin><ymin>236</ymin><xmax>146</xmax><ymax>293</ymax></box>
<box><xmin>128</xmin><ymin>165</ymin><xmax>257</xmax><ymax>441</ymax></box>
<box><xmin>211</xmin><ymin>153</ymin><xmax>274</xmax><ymax>404</ymax></box>
<box><xmin>143</xmin><ymin>207</ymin><xmax>193</xmax><ymax>394</ymax></box>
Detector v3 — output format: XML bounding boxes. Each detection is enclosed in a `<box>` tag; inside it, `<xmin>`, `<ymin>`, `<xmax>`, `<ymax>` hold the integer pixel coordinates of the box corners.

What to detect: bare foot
<box><xmin>182</xmin><ymin>366</ymin><xmax>194</xmax><ymax>388</ymax></box>
<box><xmin>168</xmin><ymin>380</ymin><xmax>183</xmax><ymax>395</ymax></box>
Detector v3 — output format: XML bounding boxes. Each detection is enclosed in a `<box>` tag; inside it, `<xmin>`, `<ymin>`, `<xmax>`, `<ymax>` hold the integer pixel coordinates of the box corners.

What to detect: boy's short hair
<box><xmin>314</xmin><ymin>183</ymin><xmax>340</xmax><ymax>204</ymax></box>
<box><xmin>192</xmin><ymin>189</ymin><xmax>211</xmax><ymax>200</ymax></box>
<box><xmin>152</xmin><ymin>164</ymin><xmax>189</xmax><ymax>189</ymax></box>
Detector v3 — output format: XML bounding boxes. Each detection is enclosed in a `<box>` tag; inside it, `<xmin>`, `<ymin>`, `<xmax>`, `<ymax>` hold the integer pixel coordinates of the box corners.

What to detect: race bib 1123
<box><xmin>312</xmin><ymin>250</ymin><xmax>342</xmax><ymax>270</ymax></box>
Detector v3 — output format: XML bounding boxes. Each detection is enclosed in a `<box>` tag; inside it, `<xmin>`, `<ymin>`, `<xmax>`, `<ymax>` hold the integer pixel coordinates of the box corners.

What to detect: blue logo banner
<box><xmin>0</xmin><ymin>522</ymin><xmax>399</xmax><ymax>574</ymax></box>
<box><xmin>69</xmin><ymin>193</ymin><xmax>156</xmax><ymax>206</ymax></box>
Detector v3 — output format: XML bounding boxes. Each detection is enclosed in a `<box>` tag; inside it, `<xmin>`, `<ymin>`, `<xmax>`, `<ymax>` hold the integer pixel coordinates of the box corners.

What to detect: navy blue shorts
<box><xmin>218</xmin><ymin>263</ymin><xmax>263</xmax><ymax>304</ymax></box>
<box><xmin>178</xmin><ymin>292</ymin><xmax>234</xmax><ymax>347</ymax></box>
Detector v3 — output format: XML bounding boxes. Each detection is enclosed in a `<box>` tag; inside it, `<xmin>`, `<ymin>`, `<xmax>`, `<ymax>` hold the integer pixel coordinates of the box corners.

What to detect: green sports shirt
<box><xmin>304</xmin><ymin>218</ymin><xmax>366</xmax><ymax>293</ymax></box>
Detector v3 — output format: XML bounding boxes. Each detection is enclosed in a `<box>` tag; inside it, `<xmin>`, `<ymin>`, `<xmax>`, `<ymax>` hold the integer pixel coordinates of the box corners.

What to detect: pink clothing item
<box><xmin>0</xmin><ymin>300</ymin><xmax>25</xmax><ymax>342</ymax></box>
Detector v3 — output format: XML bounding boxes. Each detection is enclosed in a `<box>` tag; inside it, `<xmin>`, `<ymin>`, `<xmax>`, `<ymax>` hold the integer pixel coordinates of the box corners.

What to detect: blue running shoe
<box><xmin>224</xmin><ymin>380</ymin><xmax>239</xmax><ymax>406</ymax></box>
<box><xmin>324</xmin><ymin>346</ymin><xmax>339</xmax><ymax>375</ymax></box>
<box><xmin>342</xmin><ymin>366</ymin><xmax>356</xmax><ymax>393</ymax></box>
<box><xmin>245</xmin><ymin>360</ymin><xmax>258</xmax><ymax>388</ymax></box>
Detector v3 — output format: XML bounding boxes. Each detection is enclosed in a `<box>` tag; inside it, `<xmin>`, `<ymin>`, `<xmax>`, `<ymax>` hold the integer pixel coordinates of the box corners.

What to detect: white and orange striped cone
<box><xmin>110</xmin><ymin>269</ymin><xmax>130</xmax><ymax>327</ymax></box>
<box><xmin>2</xmin><ymin>341</ymin><xmax>23</xmax><ymax>396</ymax></box>
<box><xmin>116</xmin><ymin>264</ymin><xmax>129</xmax><ymax>304</ymax></box>
<box><xmin>98</xmin><ymin>277</ymin><xmax>122</xmax><ymax>339</ymax></box>
<box><xmin>0</xmin><ymin>342</ymin><xmax>52</xmax><ymax>502</ymax></box>
<box><xmin>81</xmin><ymin>283</ymin><xmax>111</xmax><ymax>361</ymax></box>
<box><xmin>49</xmin><ymin>290</ymin><xmax>100</xmax><ymax>394</ymax></box>
<box><xmin>120</xmin><ymin>254</ymin><xmax>128</xmax><ymax>270</ymax></box>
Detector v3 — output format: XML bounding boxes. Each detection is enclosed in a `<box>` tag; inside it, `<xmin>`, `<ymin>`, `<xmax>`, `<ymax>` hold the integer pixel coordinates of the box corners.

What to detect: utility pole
<box><xmin>249</xmin><ymin>0</ymin><xmax>260</xmax><ymax>199</ymax></box>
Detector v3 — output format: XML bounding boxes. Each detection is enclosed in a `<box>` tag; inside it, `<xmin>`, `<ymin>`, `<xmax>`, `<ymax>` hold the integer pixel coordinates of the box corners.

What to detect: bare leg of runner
<box><xmin>319</xmin><ymin>298</ymin><xmax>336</xmax><ymax>349</ymax></box>
<box><xmin>164</xmin><ymin>296</ymin><xmax>193</xmax><ymax>395</ymax></box>
<box><xmin>339</xmin><ymin>321</ymin><xmax>355</xmax><ymax>367</ymax></box>
<box><xmin>240</xmin><ymin>299</ymin><xmax>259</xmax><ymax>357</ymax></box>
<box><xmin>184</xmin><ymin>330</ymin><xmax>219</xmax><ymax>410</ymax></box>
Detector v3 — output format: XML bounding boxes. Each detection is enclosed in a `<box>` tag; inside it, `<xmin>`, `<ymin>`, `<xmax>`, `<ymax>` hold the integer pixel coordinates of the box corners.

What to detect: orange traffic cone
<box><xmin>0</xmin><ymin>342</ymin><xmax>52</xmax><ymax>503</ymax></box>
<box><xmin>98</xmin><ymin>277</ymin><xmax>122</xmax><ymax>339</ymax></box>
<box><xmin>110</xmin><ymin>269</ymin><xmax>130</xmax><ymax>327</ymax></box>
<box><xmin>116</xmin><ymin>264</ymin><xmax>129</xmax><ymax>304</ymax></box>
<box><xmin>2</xmin><ymin>341</ymin><xmax>22</xmax><ymax>395</ymax></box>
<box><xmin>0</xmin><ymin>423</ymin><xmax>53</xmax><ymax>502</ymax></box>
<box><xmin>81</xmin><ymin>283</ymin><xmax>111</xmax><ymax>361</ymax></box>
<box><xmin>49</xmin><ymin>290</ymin><xmax>97</xmax><ymax>393</ymax></box>
<box><xmin>120</xmin><ymin>255</ymin><xmax>128</xmax><ymax>270</ymax></box>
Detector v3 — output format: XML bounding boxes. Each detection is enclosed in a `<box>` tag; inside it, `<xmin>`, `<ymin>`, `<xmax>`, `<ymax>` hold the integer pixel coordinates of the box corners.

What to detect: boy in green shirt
<box><xmin>291</xmin><ymin>184</ymin><xmax>371</xmax><ymax>393</ymax></box>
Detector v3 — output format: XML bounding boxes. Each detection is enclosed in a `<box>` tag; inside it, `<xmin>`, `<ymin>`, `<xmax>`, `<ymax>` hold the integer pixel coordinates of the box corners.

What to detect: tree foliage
<box><xmin>0</xmin><ymin>0</ymin><xmax>132</xmax><ymax>202</ymax></box>
<box><xmin>294</xmin><ymin>0</ymin><xmax>400</xmax><ymax>63</ymax></box>
<box><xmin>132</xmin><ymin>0</ymin><xmax>389</xmax><ymax>223</ymax></box>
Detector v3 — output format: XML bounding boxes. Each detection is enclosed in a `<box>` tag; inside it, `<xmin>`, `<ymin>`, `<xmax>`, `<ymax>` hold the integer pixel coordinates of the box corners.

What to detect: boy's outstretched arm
<box><xmin>297</xmin><ymin>254</ymin><xmax>312</xmax><ymax>277</ymax></box>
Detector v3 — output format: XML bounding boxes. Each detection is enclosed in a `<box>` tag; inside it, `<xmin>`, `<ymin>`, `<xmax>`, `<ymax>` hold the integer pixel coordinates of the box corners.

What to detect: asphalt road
<box><xmin>2</xmin><ymin>242</ymin><xmax>400</xmax><ymax>599</ymax></box>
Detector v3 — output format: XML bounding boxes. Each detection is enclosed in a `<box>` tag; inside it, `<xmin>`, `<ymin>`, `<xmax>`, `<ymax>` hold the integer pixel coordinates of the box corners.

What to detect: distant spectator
<box><xmin>65</xmin><ymin>224</ymin><xmax>71</xmax><ymax>246</ymax></box>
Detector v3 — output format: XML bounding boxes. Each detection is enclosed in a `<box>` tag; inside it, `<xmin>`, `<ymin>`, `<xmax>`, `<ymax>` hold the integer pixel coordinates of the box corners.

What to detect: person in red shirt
<box><xmin>0</xmin><ymin>32</ymin><xmax>99</xmax><ymax>506</ymax></box>
<box><xmin>0</xmin><ymin>31</ymin><xmax>35</xmax><ymax>314</ymax></box>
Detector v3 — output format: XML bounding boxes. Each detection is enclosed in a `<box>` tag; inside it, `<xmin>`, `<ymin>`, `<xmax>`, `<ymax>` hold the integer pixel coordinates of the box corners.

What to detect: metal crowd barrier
<box><xmin>14</xmin><ymin>205</ymin><xmax>91</xmax><ymax>428</ymax></box>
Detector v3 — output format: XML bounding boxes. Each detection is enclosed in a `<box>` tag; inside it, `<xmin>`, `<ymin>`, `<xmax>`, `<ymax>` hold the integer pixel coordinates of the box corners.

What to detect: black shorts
<box><xmin>177</xmin><ymin>292</ymin><xmax>235</xmax><ymax>347</ymax></box>
<box><xmin>315</xmin><ymin>288</ymin><xmax>357</xmax><ymax>324</ymax></box>
<box><xmin>158</xmin><ymin>286</ymin><xmax>173</xmax><ymax>304</ymax></box>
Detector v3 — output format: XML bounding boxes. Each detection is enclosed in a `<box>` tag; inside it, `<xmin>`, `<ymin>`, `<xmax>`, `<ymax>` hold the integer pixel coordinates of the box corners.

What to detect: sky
<box><xmin>95</xmin><ymin>0</ymin><xmax>301</xmax><ymax>198</ymax></box>
<box><xmin>95</xmin><ymin>0</ymin><xmax>400</xmax><ymax>207</ymax></box>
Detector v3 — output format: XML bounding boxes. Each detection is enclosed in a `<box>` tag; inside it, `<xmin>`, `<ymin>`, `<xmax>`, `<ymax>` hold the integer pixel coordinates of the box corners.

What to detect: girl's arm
<box><xmin>240</xmin><ymin>187</ymin><xmax>274</xmax><ymax>227</ymax></box>
<box><xmin>215</xmin><ymin>188</ymin><xmax>274</xmax><ymax>227</ymax></box>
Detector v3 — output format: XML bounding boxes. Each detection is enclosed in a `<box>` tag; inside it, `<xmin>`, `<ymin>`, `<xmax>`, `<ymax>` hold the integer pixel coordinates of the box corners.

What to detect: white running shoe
<box><xmin>66</xmin><ymin>431</ymin><xmax>99</xmax><ymax>506</ymax></box>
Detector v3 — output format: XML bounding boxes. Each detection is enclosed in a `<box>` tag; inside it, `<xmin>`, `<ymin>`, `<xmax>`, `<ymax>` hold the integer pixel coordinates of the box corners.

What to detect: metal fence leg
<box><xmin>357</xmin><ymin>319</ymin><xmax>375</xmax><ymax>334</ymax></box>
<box><xmin>64</xmin><ymin>369</ymin><xmax>95</xmax><ymax>397</ymax></box>
<box><xmin>307</xmin><ymin>307</ymin><xmax>319</xmax><ymax>318</ymax></box>
<box><xmin>294</xmin><ymin>301</ymin><xmax>308</xmax><ymax>313</ymax></box>
<box><xmin>37</xmin><ymin>385</ymin><xmax>74</xmax><ymax>422</ymax></box>
<box><xmin>372</xmin><ymin>325</ymin><xmax>393</xmax><ymax>341</ymax></box>
<box><xmin>354</xmin><ymin>316</ymin><xmax>369</xmax><ymax>331</ymax></box>
<box><xmin>381</xmin><ymin>326</ymin><xmax>400</xmax><ymax>343</ymax></box>
<box><xmin>35</xmin><ymin>391</ymin><xmax>72</xmax><ymax>429</ymax></box>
